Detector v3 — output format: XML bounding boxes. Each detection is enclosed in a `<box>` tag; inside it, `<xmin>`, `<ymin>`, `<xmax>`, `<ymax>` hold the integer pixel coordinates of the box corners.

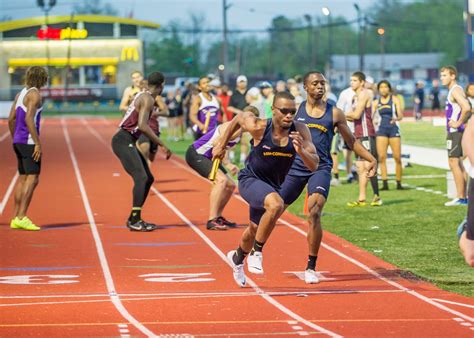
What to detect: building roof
<box><xmin>330</xmin><ymin>53</ymin><xmax>444</xmax><ymax>71</ymax></box>
<box><xmin>0</xmin><ymin>15</ymin><xmax>160</xmax><ymax>32</ymax></box>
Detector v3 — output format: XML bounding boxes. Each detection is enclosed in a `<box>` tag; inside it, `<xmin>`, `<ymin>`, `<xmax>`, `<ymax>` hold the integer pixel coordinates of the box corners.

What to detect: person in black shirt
<box><xmin>414</xmin><ymin>81</ymin><xmax>425</xmax><ymax>121</ymax></box>
<box><xmin>430</xmin><ymin>79</ymin><xmax>441</xmax><ymax>114</ymax></box>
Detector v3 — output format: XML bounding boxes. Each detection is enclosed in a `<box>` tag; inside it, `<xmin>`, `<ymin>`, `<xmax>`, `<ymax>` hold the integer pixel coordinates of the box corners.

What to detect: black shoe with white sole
<box><xmin>126</xmin><ymin>220</ymin><xmax>158</xmax><ymax>232</ymax></box>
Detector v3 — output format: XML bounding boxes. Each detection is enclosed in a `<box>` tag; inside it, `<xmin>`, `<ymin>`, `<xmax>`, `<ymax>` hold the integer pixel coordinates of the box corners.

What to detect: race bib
<box><xmin>362</xmin><ymin>140</ymin><xmax>371</xmax><ymax>151</ymax></box>
<box><xmin>446</xmin><ymin>139</ymin><xmax>452</xmax><ymax>150</ymax></box>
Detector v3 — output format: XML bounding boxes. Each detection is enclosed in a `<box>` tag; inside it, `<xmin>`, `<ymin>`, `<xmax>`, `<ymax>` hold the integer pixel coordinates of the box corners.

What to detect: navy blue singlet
<box><xmin>239</xmin><ymin>119</ymin><xmax>296</xmax><ymax>189</ymax></box>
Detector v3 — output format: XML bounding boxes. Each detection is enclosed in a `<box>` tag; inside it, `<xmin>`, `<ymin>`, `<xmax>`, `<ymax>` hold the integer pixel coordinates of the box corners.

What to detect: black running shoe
<box><xmin>126</xmin><ymin>220</ymin><xmax>158</xmax><ymax>232</ymax></box>
<box><xmin>206</xmin><ymin>218</ymin><xmax>228</xmax><ymax>230</ymax></box>
<box><xmin>217</xmin><ymin>216</ymin><xmax>237</xmax><ymax>228</ymax></box>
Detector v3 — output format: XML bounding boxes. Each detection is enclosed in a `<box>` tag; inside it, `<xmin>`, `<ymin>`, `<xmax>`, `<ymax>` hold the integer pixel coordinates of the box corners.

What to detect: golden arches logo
<box><xmin>121</xmin><ymin>47</ymin><xmax>139</xmax><ymax>62</ymax></box>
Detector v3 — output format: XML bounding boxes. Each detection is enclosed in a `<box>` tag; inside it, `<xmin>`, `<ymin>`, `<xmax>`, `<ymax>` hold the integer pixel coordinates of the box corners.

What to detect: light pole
<box><xmin>222</xmin><ymin>0</ymin><xmax>232</xmax><ymax>82</ymax></box>
<box><xmin>304</xmin><ymin>14</ymin><xmax>313</xmax><ymax>68</ymax></box>
<box><xmin>322</xmin><ymin>7</ymin><xmax>331</xmax><ymax>78</ymax></box>
<box><xmin>37</xmin><ymin>0</ymin><xmax>57</xmax><ymax>85</ymax></box>
<box><xmin>353</xmin><ymin>3</ymin><xmax>363</xmax><ymax>71</ymax></box>
<box><xmin>378</xmin><ymin>27</ymin><xmax>385</xmax><ymax>80</ymax></box>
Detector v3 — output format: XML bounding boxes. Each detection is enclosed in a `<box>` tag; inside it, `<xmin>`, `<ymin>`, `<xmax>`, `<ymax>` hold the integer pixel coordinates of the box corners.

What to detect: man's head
<box><xmin>220</xmin><ymin>83</ymin><xmax>230</xmax><ymax>95</ymax></box>
<box><xmin>246</xmin><ymin>87</ymin><xmax>260</xmax><ymax>104</ymax></box>
<box><xmin>466</xmin><ymin>83</ymin><xmax>474</xmax><ymax>98</ymax></box>
<box><xmin>440</xmin><ymin>66</ymin><xmax>457</xmax><ymax>87</ymax></box>
<box><xmin>147</xmin><ymin>72</ymin><xmax>165</xmax><ymax>97</ymax></box>
<box><xmin>198</xmin><ymin>76</ymin><xmax>211</xmax><ymax>93</ymax></box>
<box><xmin>259</xmin><ymin>81</ymin><xmax>273</xmax><ymax>98</ymax></box>
<box><xmin>243</xmin><ymin>105</ymin><xmax>260</xmax><ymax>117</ymax></box>
<box><xmin>236</xmin><ymin>75</ymin><xmax>248</xmax><ymax>91</ymax></box>
<box><xmin>432</xmin><ymin>79</ymin><xmax>439</xmax><ymax>87</ymax></box>
<box><xmin>272</xmin><ymin>91</ymin><xmax>296</xmax><ymax>129</ymax></box>
<box><xmin>350</xmin><ymin>71</ymin><xmax>366</xmax><ymax>91</ymax></box>
<box><xmin>275</xmin><ymin>80</ymin><xmax>287</xmax><ymax>93</ymax></box>
<box><xmin>131</xmin><ymin>70</ymin><xmax>143</xmax><ymax>88</ymax></box>
<box><xmin>303</xmin><ymin>71</ymin><xmax>326</xmax><ymax>100</ymax></box>
<box><xmin>26</xmin><ymin>66</ymin><xmax>48</xmax><ymax>89</ymax></box>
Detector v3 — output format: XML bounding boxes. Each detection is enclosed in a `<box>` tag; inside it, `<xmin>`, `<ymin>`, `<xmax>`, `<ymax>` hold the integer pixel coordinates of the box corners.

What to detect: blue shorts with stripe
<box><xmin>280</xmin><ymin>167</ymin><xmax>332</xmax><ymax>205</ymax></box>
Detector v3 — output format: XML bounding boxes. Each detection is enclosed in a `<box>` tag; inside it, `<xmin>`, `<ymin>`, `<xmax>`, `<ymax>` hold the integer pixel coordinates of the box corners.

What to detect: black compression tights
<box><xmin>112</xmin><ymin>130</ymin><xmax>154</xmax><ymax>208</ymax></box>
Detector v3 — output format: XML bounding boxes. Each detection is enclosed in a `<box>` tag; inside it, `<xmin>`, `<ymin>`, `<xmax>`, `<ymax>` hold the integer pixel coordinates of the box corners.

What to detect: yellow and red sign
<box><xmin>37</xmin><ymin>27</ymin><xmax>88</xmax><ymax>40</ymax></box>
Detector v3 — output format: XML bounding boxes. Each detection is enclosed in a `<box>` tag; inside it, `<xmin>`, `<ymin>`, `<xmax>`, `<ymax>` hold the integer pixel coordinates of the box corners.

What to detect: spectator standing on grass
<box><xmin>440</xmin><ymin>66</ymin><xmax>470</xmax><ymax>207</ymax></box>
<box><xmin>430</xmin><ymin>79</ymin><xmax>441</xmax><ymax>114</ymax></box>
<box><xmin>260</xmin><ymin>81</ymin><xmax>274</xmax><ymax>119</ymax></box>
<box><xmin>217</xmin><ymin>83</ymin><xmax>232</xmax><ymax>122</ymax></box>
<box><xmin>227</xmin><ymin>75</ymin><xmax>250</xmax><ymax>164</ymax></box>
<box><xmin>414</xmin><ymin>81</ymin><xmax>425</xmax><ymax>121</ymax></box>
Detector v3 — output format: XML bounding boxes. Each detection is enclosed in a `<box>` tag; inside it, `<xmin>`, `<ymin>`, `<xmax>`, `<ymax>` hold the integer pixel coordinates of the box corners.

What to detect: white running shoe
<box><xmin>227</xmin><ymin>250</ymin><xmax>246</xmax><ymax>287</ymax></box>
<box><xmin>444</xmin><ymin>198</ymin><xmax>468</xmax><ymax>206</ymax></box>
<box><xmin>247</xmin><ymin>251</ymin><xmax>264</xmax><ymax>275</ymax></box>
<box><xmin>304</xmin><ymin>269</ymin><xmax>320</xmax><ymax>284</ymax></box>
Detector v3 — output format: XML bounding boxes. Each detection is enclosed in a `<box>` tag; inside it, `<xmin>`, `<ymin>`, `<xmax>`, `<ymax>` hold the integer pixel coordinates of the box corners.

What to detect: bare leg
<box><xmin>17</xmin><ymin>175</ymin><xmax>39</xmax><ymax>219</ymax></box>
<box><xmin>389</xmin><ymin>137</ymin><xmax>403</xmax><ymax>182</ymax></box>
<box><xmin>254</xmin><ymin>192</ymin><xmax>285</xmax><ymax>244</ymax></box>
<box><xmin>449</xmin><ymin>157</ymin><xmax>466</xmax><ymax>199</ymax></box>
<box><xmin>208</xmin><ymin>170</ymin><xmax>236</xmax><ymax>220</ymax></box>
<box><xmin>376</xmin><ymin>136</ymin><xmax>389</xmax><ymax>180</ymax></box>
<box><xmin>357</xmin><ymin>161</ymin><xmax>368</xmax><ymax>201</ymax></box>
<box><xmin>240</xmin><ymin>221</ymin><xmax>258</xmax><ymax>253</ymax></box>
<box><xmin>459</xmin><ymin>233</ymin><xmax>474</xmax><ymax>267</ymax></box>
<box><xmin>13</xmin><ymin>175</ymin><xmax>26</xmax><ymax>217</ymax></box>
<box><xmin>307</xmin><ymin>193</ymin><xmax>326</xmax><ymax>256</ymax></box>
<box><xmin>344</xmin><ymin>149</ymin><xmax>353</xmax><ymax>176</ymax></box>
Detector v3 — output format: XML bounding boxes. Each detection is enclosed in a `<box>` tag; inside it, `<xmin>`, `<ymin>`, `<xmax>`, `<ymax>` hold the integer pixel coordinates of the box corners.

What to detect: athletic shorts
<box><xmin>13</xmin><ymin>143</ymin><xmax>41</xmax><ymax>175</ymax></box>
<box><xmin>467</xmin><ymin>179</ymin><xmax>474</xmax><ymax>240</ymax></box>
<box><xmin>447</xmin><ymin>132</ymin><xmax>463</xmax><ymax>158</ymax></box>
<box><xmin>376</xmin><ymin>124</ymin><xmax>400</xmax><ymax>138</ymax></box>
<box><xmin>185</xmin><ymin>145</ymin><xmax>227</xmax><ymax>178</ymax></box>
<box><xmin>356</xmin><ymin>136</ymin><xmax>377</xmax><ymax>161</ymax></box>
<box><xmin>280</xmin><ymin>168</ymin><xmax>332</xmax><ymax>205</ymax></box>
<box><xmin>137</xmin><ymin>133</ymin><xmax>160</xmax><ymax>154</ymax></box>
<box><xmin>238</xmin><ymin>174</ymin><xmax>281</xmax><ymax>225</ymax></box>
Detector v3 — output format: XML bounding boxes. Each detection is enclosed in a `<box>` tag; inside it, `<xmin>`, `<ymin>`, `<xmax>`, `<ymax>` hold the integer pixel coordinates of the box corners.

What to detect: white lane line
<box><xmin>0</xmin><ymin>131</ymin><xmax>9</xmax><ymax>142</ymax></box>
<box><xmin>0</xmin><ymin>172</ymin><xmax>18</xmax><ymax>215</ymax></box>
<box><xmin>287</xmin><ymin>321</ymin><xmax>298</xmax><ymax>325</ymax></box>
<box><xmin>292</xmin><ymin>326</ymin><xmax>303</xmax><ymax>330</ymax></box>
<box><xmin>278</xmin><ymin>217</ymin><xmax>474</xmax><ymax>323</ymax></box>
<box><xmin>461</xmin><ymin>322</ymin><xmax>472</xmax><ymax>326</ymax></box>
<box><xmin>62</xmin><ymin>118</ymin><xmax>156</xmax><ymax>337</ymax></box>
<box><xmin>118</xmin><ymin>324</ymin><xmax>128</xmax><ymax>328</ymax></box>
<box><xmin>93</xmin><ymin>119</ymin><xmax>474</xmax><ymax>325</ymax></box>
<box><xmin>432</xmin><ymin>299</ymin><xmax>474</xmax><ymax>309</ymax></box>
<box><xmin>0</xmin><ymin>288</ymin><xmax>404</xmax><ymax>300</ymax></box>
<box><xmin>151</xmin><ymin>186</ymin><xmax>342</xmax><ymax>338</ymax></box>
<box><xmin>453</xmin><ymin>318</ymin><xmax>464</xmax><ymax>322</ymax></box>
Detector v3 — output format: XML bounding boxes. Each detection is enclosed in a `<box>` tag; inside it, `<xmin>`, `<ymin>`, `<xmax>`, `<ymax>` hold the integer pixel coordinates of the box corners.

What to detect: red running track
<box><xmin>0</xmin><ymin>117</ymin><xmax>473</xmax><ymax>337</ymax></box>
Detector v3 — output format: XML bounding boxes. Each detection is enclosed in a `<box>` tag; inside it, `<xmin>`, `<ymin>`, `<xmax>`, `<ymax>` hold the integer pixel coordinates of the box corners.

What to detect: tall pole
<box><xmin>304</xmin><ymin>15</ymin><xmax>312</xmax><ymax>68</ymax></box>
<box><xmin>378</xmin><ymin>28</ymin><xmax>385</xmax><ymax>80</ymax></box>
<box><xmin>322</xmin><ymin>7</ymin><xmax>331</xmax><ymax>79</ymax></box>
<box><xmin>222</xmin><ymin>0</ymin><xmax>230</xmax><ymax>82</ymax></box>
<box><xmin>354</xmin><ymin>4</ymin><xmax>363</xmax><ymax>71</ymax></box>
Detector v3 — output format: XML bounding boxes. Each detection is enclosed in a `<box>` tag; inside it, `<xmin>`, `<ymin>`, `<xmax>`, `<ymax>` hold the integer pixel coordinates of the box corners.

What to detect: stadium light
<box><xmin>322</xmin><ymin>7</ymin><xmax>330</xmax><ymax>16</ymax></box>
<box><xmin>218</xmin><ymin>64</ymin><xmax>225</xmax><ymax>71</ymax></box>
<box><xmin>377</xmin><ymin>27</ymin><xmax>385</xmax><ymax>35</ymax></box>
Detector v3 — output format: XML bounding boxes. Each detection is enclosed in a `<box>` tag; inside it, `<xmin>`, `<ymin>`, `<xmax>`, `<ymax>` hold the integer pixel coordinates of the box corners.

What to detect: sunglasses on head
<box><xmin>273</xmin><ymin>106</ymin><xmax>297</xmax><ymax>115</ymax></box>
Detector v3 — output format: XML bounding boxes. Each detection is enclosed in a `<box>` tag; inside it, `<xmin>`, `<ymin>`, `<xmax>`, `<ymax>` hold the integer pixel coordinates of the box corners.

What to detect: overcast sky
<box><xmin>0</xmin><ymin>0</ymin><xmax>418</xmax><ymax>31</ymax></box>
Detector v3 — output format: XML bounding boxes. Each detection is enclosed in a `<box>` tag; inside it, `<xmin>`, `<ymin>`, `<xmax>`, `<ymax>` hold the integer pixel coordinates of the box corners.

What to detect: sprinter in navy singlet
<box><xmin>280</xmin><ymin>71</ymin><xmax>378</xmax><ymax>284</ymax></box>
<box><xmin>374</xmin><ymin>80</ymin><xmax>404</xmax><ymax>191</ymax></box>
<box><xmin>212</xmin><ymin>91</ymin><xmax>318</xmax><ymax>287</ymax></box>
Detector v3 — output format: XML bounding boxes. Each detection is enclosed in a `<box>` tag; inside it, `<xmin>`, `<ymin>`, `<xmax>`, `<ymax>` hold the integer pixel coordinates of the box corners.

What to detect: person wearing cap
<box><xmin>259</xmin><ymin>81</ymin><xmax>274</xmax><ymax>118</ymax></box>
<box><xmin>228</xmin><ymin>75</ymin><xmax>250</xmax><ymax>163</ymax></box>
<box><xmin>246</xmin><ymin>87</ymin><xmax>265</xmax><ymax>119</ymax></box>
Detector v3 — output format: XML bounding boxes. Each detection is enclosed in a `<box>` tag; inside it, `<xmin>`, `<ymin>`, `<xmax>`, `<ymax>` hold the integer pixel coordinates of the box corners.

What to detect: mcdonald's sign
<box><xmin>121</xmin><ymin>47</ymin><xmax>139</xmax><ymax>62</ymax></box>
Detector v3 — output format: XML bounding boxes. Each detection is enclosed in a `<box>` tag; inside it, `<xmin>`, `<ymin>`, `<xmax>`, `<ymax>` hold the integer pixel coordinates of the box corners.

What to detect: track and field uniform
<box><xmin>186</xmin><ymin>125</ymin><xmax>240</xmax><ymax>178</ymax></box>
<box><xmin>446</xmin><ymin>85</ymin><xmax>465</xmax><ymax>158</ymax></box>
<box><xmin>137</xmin><ymin>107</ymin><xmax>161</xmax><ymax>155</ymax></box>
<box><xmin>280</xmin><ymin>102</ymin><xmax>334</xmax><ymax>204</ymax></box>
<box><xmin>353</xmin><ymin>95</ymin><xmax>377</xmax><ymax>161</ymax></box>
<box><xmin>192</xmin><ymin>93</ymin><xmax>220</xmax><ymax>139</ymax></box>
<box><xmin>13</xmin><ymin>87</ymin><xmax>43</xmax><ymax>175</ymax></box>
<box><xmin>238</xmin><ymin>119</ymin><xmax>296</xmax><ymax>224</ymax></box>
<box><xmin>376</xmin><ymin>95</ymin><xmax>400</xmax><ymax>138</ymax></box>
<box><xmin>112</xmin><ymin>91</ymin><xmax>154</xmax><ymax>209</ymax></box>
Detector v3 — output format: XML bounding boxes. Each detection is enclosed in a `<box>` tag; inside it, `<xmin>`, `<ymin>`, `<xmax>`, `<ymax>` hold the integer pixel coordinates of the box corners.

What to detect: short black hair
<box><xmin>198</xmin><ymin>76</ymin><xmax>209</xmax><ymax>85</ymax></box>
<box><xmin>273</xmin><ymin>91</ymin><xmax>295</xmax><ymax>105</ymax></box>
<box><xmin>147</xmin><ymin>72</ymin><xmax>165</xmax><ymax>87</ymax></box>
<box><xmin>377</xmin><ymin>80</ymin><xmax>392</xmax><ymax>91</ymax></box>
<box><xmin>352</xmin><ymin>71</ymin><xmax>366</xmax><ymax>82</ymax></box>
<box><xmin>303</xmin><ymin>70</ymin><xmax>324</xmax><ymax>85</ymax></box>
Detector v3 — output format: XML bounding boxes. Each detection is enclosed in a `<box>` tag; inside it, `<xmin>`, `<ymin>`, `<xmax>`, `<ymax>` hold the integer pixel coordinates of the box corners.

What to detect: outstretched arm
<box><xmin>335</xmin><ymin>107</ymin><xmax>377</xmax><ymax>177</ymax></box>
<box><xmin>346</xmin><ymin>91</ymin><xmax>370</xmax><ymax>121</ymax></box>
<box><xmin>212</xmin><ymin>112</ymin><xmax>264</xmax><ymax>160</ymax></box>
<box><xmin>189</xmin><ymin>95</ymin><xmax>204</xmax><ymax>131</ymax></box>
<box><xmin>137</xmin><ymin>95</ymin><xmax>172</xmax><ymax>159</ymax></box>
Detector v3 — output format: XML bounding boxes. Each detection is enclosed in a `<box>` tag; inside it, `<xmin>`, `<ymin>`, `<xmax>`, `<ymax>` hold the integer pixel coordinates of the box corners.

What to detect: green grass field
<box><xmin>400</xmin><ymin>121</ymin><xmax>446</xmax><ymax>149</ymax></box>
<box><xmin>156</xmin><ymin>123</ymin><xmax>473</xmax><ymax>297</ymax></box>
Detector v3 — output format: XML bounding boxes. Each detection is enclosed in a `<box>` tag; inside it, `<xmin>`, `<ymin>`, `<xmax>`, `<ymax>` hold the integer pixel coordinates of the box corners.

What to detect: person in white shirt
<box><xmin>337</xmin><ymin>86</ymin><xmax>356</xmax><ymax>183</ymax></box>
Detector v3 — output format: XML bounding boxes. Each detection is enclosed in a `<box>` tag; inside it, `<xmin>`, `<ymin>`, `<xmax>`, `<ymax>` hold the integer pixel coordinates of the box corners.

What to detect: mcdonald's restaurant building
<box><xmin>0</xmin><ymin>15</ymin><xmax>159</xmax><ymax>101</ymax></box>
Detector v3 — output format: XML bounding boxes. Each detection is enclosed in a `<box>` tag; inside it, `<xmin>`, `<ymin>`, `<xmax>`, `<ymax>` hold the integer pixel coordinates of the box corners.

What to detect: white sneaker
<box><xmin>227</xmin><ymin>250</ymin><xmax>246</xmax><ymax>287</ymax></box>
<box><xmin>247</xmin><ymin>251</ymin><xmax>264</xmax><ymax>275</ymax></box>
<box><xmin>304</xmin><ymin>269</ymin><xmax>320</xmax><ymax>284</ymax></box>
<box><xmin>444</xmin><ymin>198</ymin><xmax>468</xmax><ymax>206</ymax></box>
<box><xmin>330</xmin><ymin>178</ymin><xmax>340</xmax><ymax>186</ymax></box>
